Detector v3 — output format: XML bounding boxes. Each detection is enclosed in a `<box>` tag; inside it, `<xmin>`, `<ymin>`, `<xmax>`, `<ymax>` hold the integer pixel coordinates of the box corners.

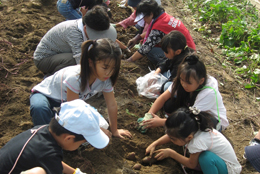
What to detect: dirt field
<box><xmin>0</xmin><ymin>0</ymin><xmax>260</xmax><ymax>173</ymax></box>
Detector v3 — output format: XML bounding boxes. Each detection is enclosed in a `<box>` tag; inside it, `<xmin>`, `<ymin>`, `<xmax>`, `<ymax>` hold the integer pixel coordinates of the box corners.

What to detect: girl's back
<box><xmin>188</xmin><ymin>129</ymin><xmax>241</xmax><ymax>173</ymax></box>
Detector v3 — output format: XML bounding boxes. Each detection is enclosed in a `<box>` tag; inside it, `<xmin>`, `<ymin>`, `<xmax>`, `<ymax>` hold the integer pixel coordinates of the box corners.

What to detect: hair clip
<box><xmin>184</xmin><ymin>45</ymin><xmax>188</xmax><ymax>50</ymax></box>
<box><xmin>189</xmin><ymin>106</ymin><xmax>201</xmax><ymax>115</ymax></box>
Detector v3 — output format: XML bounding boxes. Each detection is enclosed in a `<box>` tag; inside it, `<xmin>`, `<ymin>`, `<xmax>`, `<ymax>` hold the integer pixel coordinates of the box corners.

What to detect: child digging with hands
<box><xmin>30</xmin><ymin>38</ymin><xmax>132</xmax><ymax>139</ymax></box>
<box><xmin>146</xmin><ymin>107</ymin><xmax>242</xmax><ymax>174</ymax></box>
<box><xmin>142</xmin><ymin>54</ymin><xmax>229</xmax><ymax>131</ymax></box>
<box><xmin>0</xmin><ymin>99</ymin><xmax>109</xmax><ymax>174</ymax></box>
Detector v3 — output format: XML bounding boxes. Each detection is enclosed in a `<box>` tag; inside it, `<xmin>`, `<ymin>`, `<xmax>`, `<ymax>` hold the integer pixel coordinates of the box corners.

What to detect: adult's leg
<box><xmin>147</xmin><ymin>47</ymin><xmax>167</xmax><ymax>66</ymax></box>
<box><xmin>35</xmin><ymin>53</ymin><xmax>76</xmax><ymax>75</ymax></box>
<box><xmin>57</xmin><ymin>0</ymin><xmax>82</xmax><ymax>20</ymax></box>
<box><xmin>30</xmin><ymin>93</ymin><xmax>61</xmax><ymax>125</ymax></box>
<box><xmin>199</xmin><ymin>151</ymin><xmax>228</xmax><ymax>174</ymax></box>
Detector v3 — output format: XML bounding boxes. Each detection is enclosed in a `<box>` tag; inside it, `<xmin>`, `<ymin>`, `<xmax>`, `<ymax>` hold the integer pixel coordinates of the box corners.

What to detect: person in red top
<box><xmin>126</xmin><ymin>0</ymin><xmax>196</xmax><ymax>66</ymax></box>
<box><xmin>114</xmin><ymin>0</ymin><xmax>161</xmax><ymax>35</ymax></box>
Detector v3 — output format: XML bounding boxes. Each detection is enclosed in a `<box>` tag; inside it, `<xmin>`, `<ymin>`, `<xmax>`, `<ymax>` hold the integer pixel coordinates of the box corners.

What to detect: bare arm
<box><xmin>149</xmin><ymin>89</ymin><xmax>171</xmax><ymax>114</ymax></box>
<box><xmin>62</xmin><ymin>161</ymin><xmax>75</xmax><ymax>174</ymax></box>
<box><xmin>140</xmin><ymin>31</ymin><xmax>146</xmax><ymax>38</ymax></box>
<box><xmin>127</xmin><ymin>51</ymin><xmax>143</xmax><ymax>62</ymax></box>
<box><xmin>154</xmin><ymin>68</ymin><xmax>161</xmax><ymax>75</ymax></box>
<box><xmin>103</xmin><ymin>91</ymin><xmax>118</xmax><ymax>134</ymax></box>
<box><xmin>168</xmin><ymin>151</ymin><xmax>201</xmax><ymax>169</ymax></box>
<box><xmin>116</xmin><ymin>39</ymin><xmax>127</xmax><ymax>49</ymax></box>
<box><xmin>66</xmin><ymin>88</ymin><xmax>79</xmax><ymax>101</ymax></box>
<box><xmin>103</xmin><ymin>91</ymin><xmax>132</xmax><ymax>138</ymax></box>
<box><xmin>142</xmin><ymin>90</ymin><xmax>171</xmax><ymax>128</ymax></box>
<box><xmin>146</xmin><ymin>134</ymin><xmax>171</xmax><ymax>156</ymax></box>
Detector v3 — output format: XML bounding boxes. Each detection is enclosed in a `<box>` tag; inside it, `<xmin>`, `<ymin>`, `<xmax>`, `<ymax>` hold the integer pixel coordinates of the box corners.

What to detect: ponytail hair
<box><xmin>165</xmin><ymin>107</ymin><xmax>214</xmax><ymax>140</ymax></box>
<box><xmin>80</xmin><ymin>39</ymin><xmax>122</xmax><ymax>91</ymax></box>
<box><xmin>171</xmin><ymin>54</ymin><xmax>207</xmax><ymax>108</ymax></box>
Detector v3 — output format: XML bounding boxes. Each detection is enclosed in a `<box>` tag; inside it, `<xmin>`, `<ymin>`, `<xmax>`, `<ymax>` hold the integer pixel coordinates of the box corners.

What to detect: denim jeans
<box><xmin>199</xmin><ymin>151</ymin><xmax>228</xmax><ymax>174</ymax></box>
<box><xmin>162</xmin><ymin>81</ymin><xmax>172</xmax><ymax>92</ymax></box>
<box><xmin>147</xmin><ymin>47</ymin><xmax>167</xmax><ymax>66</ymax></box>
<box><xmin>30</xmin><ymin>93</ymin><xmax>61</xmax><ymax>126</ymax></box>
<box><xmin>57</xmin><ymin>0</ymin><xmax>82</xmax><ymax>20</ymax></box>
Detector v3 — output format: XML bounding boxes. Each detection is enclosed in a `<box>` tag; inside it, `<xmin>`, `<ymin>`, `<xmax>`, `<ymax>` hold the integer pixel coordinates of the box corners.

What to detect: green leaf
<box><xmin>244</xmin><ymin>84</ymin><xmax>255</xmax><ymax>89</ymax></box>
<box><xmin>125</xmin><ymin>109</ymin><xmax>138</xmax><ymax>118</ymax></box>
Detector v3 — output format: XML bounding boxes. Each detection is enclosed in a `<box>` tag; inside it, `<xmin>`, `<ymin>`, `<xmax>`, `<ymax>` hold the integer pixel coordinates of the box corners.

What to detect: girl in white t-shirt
<box><xmin>142</xmin><ymin>54</ymin><xmax>228</xmax><ymax>130</ymax></box>
<box><xmin>30</xmin><ymin>38</ymin><xmax>132</xmax><ymax>139</ymax></box>
<box><xmin>146</xmin><ymin>107</ymin><xmax>241</xmax><ymax>174</ymax></box>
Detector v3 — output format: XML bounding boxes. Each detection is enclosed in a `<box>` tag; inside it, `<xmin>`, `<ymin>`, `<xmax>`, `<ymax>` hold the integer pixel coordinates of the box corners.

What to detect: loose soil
<box><xmin>0</xmin><ymin>0</ymin><xmax>260</xmax><ymax>173</ymax></box>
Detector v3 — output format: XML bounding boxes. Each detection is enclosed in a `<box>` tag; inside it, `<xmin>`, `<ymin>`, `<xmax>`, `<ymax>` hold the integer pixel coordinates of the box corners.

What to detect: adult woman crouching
<box><xmin>126</xmin><ymin>0</ymin><xmax>196</xmax><ymax>66</ymax></box>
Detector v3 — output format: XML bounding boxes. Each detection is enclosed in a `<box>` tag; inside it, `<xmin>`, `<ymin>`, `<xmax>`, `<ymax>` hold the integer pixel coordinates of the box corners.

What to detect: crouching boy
<box><xmin>0</xmin><ymin>99</ymin><xmax>109</xmax><ymax>174</ymax></box>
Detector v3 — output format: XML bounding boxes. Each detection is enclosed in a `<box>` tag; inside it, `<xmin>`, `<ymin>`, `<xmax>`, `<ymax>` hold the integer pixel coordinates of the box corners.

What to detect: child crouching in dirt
<box><xmin>30</xmin><ymin>38</ymin><xmax>132</xmax><ymax>139</ymax></box>
<box><xmin>155</xmin><ymin>30</ymin><xmax>195</xmax><ymax>92</ymax></box>
<box><xmin>142</xmin><ymin>55</ymin><xmax>229</xmax><ymax>131</ymax></box>
<box><xmin>114</xmin><ymin>0</ymin><xmax>161</xmax><ymax>35</ymax></box>
<box><xmin>146</xmin><ymin>107</ymin><xmax>242</xmax><ymax>174</ymax></box>
<box><xmin>0</xmin><ymin>99</ymin><xmax>109</xmax><ymax>174</ymax></box>
<box><xmin>126</xmin><ymin>0</ymin><xmax>196</xmax><ymax>65</ymax></box>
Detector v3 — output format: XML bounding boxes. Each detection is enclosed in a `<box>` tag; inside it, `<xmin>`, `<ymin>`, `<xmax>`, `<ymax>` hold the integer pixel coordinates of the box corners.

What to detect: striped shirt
<box><xmin>34</xmin><ymin>19</ymin><xmax>85</xmax><ymax>64</ymax></box>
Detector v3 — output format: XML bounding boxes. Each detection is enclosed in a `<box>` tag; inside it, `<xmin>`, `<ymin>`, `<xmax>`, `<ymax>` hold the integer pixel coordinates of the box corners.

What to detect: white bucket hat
<box><xmin>56</xmin><ymin>99</ymin><xmax>109</xmax><ymax>149</ymax></box>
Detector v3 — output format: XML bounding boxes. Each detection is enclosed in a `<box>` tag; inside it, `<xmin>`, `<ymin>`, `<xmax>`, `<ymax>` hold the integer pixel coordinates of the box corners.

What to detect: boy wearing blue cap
<box><xmin>0</xmin><ymin>99</ymin><xmax>109</xmax><ymax>174</ymax></box>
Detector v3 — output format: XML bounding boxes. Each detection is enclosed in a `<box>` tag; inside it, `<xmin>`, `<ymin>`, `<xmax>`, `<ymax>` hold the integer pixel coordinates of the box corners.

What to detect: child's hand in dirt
<box><xmin>154</xmin><ymin>148</ymin><xmax>175</xmax><ymax>160</ymax></box>
<box><xmin>143</xmin><ymin>113</ymin><xmax>162</xmax><ymax>128</ymax></box>
<box><xmin>145</xmin><ymin>143</ymin><xmax>156</xmax><ymax>156</ymax></box>
<box><xmin>113</xmin><ymin>129</ymin><xmax>132</xmax><ymax>139</ymax></box>
<box><xmin>101</xmin><ymin>127</ymin><xmax>112</xmax><ymax>139</ymax></box>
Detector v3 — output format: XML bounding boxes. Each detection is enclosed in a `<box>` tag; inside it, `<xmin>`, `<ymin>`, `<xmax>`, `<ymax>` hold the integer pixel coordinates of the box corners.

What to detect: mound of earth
<box><xmin>0</xmin><ymin>0</ymin><xmax>259</xmax><ymax>173</ymax></box>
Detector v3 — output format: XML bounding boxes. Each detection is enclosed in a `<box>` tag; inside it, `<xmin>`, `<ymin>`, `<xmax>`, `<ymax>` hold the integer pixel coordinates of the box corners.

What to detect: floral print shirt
<box><xmin>138</xmin><ymin>29</ymin><xmax>165</xmax><ymax>55</ymax></box>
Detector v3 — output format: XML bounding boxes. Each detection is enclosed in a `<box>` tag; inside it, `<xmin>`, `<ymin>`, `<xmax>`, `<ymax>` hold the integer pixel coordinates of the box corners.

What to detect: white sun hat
<box><xmin>56</xmin><ymin>99</ymin><xmax>109</xmax><ymax>149</ymax></box>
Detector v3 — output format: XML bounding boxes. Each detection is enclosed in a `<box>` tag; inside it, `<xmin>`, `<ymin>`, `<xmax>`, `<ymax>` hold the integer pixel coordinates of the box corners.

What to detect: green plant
<box><xmin>185</xmin><ymin>0</ymin><xmax>260</xmax><ymax>89</ymax></box>
<box><xmin>125</xmin><ymin>109</ymin><xmax>138</xmax><ymax>118</ymax></box>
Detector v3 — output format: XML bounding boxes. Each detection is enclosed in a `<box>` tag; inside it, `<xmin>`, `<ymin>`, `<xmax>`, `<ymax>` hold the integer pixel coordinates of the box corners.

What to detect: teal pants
<box><xmin>199</xmin><ymin>151</ymin><xmax>228</xmax><ymax>174</ymax></box>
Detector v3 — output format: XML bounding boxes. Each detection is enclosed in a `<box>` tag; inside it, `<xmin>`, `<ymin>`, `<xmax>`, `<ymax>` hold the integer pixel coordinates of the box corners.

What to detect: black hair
<box><xmin>83</xmin><ymin>5</ymin><xmax>110</xmax><ymax>31</ymax></box>
<box><xmin>165</xmin><ymin>107</ymin><xmax>214</xmax><ymax>140</ymax></box>
<box><xmin>171</xmin><ymin>54</ymin><xmax>207</xmax><ymax>108</ymax></box>
<box><xmin>87</xmin><ymin>0</ymin><xmax>103</xmax><ymax>10</ymax></box>
<box><xmin>80</xmin><ymin>38</ymin><xmax>122</xmax><ymax>91</ymax></box>
<box><xmin>136</xmin><ymin>0</ymin><xmax>164</xmax><ymax>19</ymax></box>
<box><xmin>161</xmin><ymin>30</ymin><xmax>195</xmax><ymax>75</ymax></box>
<box><xmin>49</xmin><ymin>118</ymin><xmax>85</xmax><ymax>142</ymax></box>
<box><xmin>100</xmin><ymin>3</ymin><xmax>112</xmax><ymax>18</ymax></box>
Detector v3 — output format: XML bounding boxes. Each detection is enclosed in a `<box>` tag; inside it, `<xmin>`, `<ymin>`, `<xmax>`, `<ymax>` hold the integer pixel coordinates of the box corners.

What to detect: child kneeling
<box><xmin>146</xmin><ymin>107</ymin><xmax>241</xmax><ymax>174</ymax></box>
<box><xmin>0</xmin><ymin>99</ymin><xmax>109</xmax><ymax>174</ymax></box>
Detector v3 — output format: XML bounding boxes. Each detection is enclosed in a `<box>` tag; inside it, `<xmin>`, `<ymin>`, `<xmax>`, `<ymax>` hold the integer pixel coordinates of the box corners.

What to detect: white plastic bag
<box><xmin>136</xmin><ymin>70</ymin><xmax>168</xmax><ymax>99</ymax></box>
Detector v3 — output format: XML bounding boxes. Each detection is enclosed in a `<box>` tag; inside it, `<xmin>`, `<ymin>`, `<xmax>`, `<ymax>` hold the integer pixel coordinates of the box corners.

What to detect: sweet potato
<box><xmin>132</xmin><ymin>163</ymin><xmax>142</xmax><ymax>170</ymax></box>
<box><xmin>141</xmin><ymin>156</ymin><xmax>157</xmax><ymax>166</ymax></box>
<box><xmin>126</xmin><ymin>152</ymin><xmax>136</xmax><ymax>161</ymax></box>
